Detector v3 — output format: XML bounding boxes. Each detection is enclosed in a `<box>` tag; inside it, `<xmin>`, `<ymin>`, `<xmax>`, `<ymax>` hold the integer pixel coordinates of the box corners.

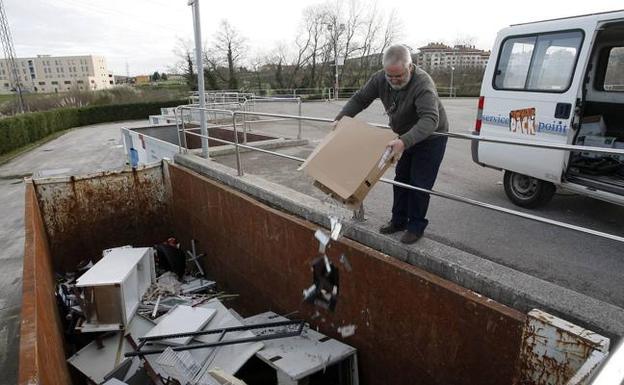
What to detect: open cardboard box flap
<box><xmin>299</xmin><ymin>116</ymin><xmax>397</xmax><ymax>207</ymax></box>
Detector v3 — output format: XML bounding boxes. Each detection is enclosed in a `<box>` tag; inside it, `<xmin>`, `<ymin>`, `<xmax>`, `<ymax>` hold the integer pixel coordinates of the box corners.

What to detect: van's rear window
<box><xmin>603</xmin><ymin>47</ymin><xmax>624</xmax><ymax>92</ymax></box>
<box><xmin>494</xmin><ymin>31</ymin><xmax>583</xmax><ymax>93</ymax></box>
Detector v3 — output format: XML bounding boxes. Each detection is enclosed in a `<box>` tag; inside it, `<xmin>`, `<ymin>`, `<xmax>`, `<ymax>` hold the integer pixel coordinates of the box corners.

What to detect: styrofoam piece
<box><xmin>68</xmin><ymin>315</ymin><xmax>157</xmax><ymax>384</ymax></box>
<box><xmin>329</xmin><ymin>216</ymin><xmax>343</xmax><ymax>240</ymax></box>
<box><xmin>314</xmin><ymin>229</ymin><xmax>330</xmax><ymax>254</ymax></box>
<box><xmin>144</xmin><ymin>305</ymin><xmax>216</xmax><ymax>345</ymax></box>
<box><xmin>244</xmin><ymin>311</ymin><xmax>357</xmax><ymax>381</ymax></box>
<box><xmin>337</xmin><ymin>324</ymin><xmax>357</xmax><ymax>338</ymax></box>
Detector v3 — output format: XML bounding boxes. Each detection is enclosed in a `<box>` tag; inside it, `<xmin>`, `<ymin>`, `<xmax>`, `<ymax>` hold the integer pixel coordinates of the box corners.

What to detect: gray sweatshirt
<box><xmin>335</xmin><ymin>66</ymin><xmax>448</xmax><ymax>149</ymax></box>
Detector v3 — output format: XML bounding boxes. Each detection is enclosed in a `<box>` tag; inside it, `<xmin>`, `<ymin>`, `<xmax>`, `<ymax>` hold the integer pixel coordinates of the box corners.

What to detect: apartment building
<box><xmin>416</xmin><ymin>43</ymin><xmax>490</xmax><ymax>70</ymax></box>
<box><xmin>0</xmin><ymin>54</ymin><xmax>114</xmax><ymax>94</ymax></box>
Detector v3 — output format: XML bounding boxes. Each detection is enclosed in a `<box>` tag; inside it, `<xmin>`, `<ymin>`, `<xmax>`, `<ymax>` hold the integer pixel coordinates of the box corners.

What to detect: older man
<box><xmin>334</xmin><ymin>44</ymin><xmax>448</xmax><ymax>244</ymax></box>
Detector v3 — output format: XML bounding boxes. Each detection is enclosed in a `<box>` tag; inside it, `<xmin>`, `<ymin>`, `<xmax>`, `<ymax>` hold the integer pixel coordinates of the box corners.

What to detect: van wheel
<box><xmin>503</xmin><ymin>171</ymin><xmax>556</xmax><ymax>208</ymax></box>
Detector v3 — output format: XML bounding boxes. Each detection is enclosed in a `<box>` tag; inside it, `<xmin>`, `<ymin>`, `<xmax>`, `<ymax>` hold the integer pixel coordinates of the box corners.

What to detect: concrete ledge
<box><xmin>203</xmin><ymin>137</ymin><xmax>308</xmax><ymax>157</ymax></box>
<box><xmin>173</xmin><ymin>153</ymin><xmax>624</xmax><ymax>339</ymax></box>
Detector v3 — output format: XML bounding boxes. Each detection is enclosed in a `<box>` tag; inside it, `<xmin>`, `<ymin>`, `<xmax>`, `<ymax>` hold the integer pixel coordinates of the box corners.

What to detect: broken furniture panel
<box><xmin>75</xmin><ymin>247</ymin><xmax>156</xmax><ymax>331</ymax></box>
<box><xmin>244</xmin><ymin>311</ymin><xmax>359</xmax><ymax>385</ymax></box>
<box><xmin>143</xmin><ymin>305</ymin><xmax>216</xmax><ymax>345</ymax></box>
<box><xmin>67</xmin><ymin>315</ymin><xmax>158</xmax><ymax>384</ymax></box>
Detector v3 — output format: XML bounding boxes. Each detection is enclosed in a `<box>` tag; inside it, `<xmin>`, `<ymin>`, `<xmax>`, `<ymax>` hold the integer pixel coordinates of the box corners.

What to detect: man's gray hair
<box><xmin>382</xmin><ymin>44</ymin><xmax>412</xmax><ymax>68</ymax></box>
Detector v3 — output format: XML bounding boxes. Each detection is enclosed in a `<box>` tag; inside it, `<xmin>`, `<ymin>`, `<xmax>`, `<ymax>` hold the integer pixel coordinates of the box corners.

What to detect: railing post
<box><xmin>297</xmin><ymin>98</ymin><xmax>302</xmax><ymax>140</ymax></box>
<box><xmin>174</xmin><ymin>108</ymin><xmax>182</xmax><ymax>153</ymax></box>
<box><xmin>231</xmin><ymin>113</ymin><xmax>244</xmax><ymax>176</ymax></box>
<box><xmin>353</xmin><ymin>203</ymin><xmax>365</xmax><ymax>222</ymax></box>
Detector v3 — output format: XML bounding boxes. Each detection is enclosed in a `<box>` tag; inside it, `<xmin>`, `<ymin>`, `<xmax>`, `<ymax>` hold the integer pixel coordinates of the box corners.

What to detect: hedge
<box><xmin>0</xmin><ymin>99</ymin><xmax>187</xmax><ymax>156</ymax></box>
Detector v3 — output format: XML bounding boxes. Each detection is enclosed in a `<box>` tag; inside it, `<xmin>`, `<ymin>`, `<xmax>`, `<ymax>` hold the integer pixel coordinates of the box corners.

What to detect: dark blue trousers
<box><xmin>391</xmin><ymin>136</ymin><xmax>447</xmax><ymax>234</ymax></box>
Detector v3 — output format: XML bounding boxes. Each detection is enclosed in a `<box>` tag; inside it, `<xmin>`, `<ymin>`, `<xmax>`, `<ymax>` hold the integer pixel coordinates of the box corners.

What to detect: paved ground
<box><xmin>219</xmin><ymin>99</ymin><xmax>624</xmax><ymax>309</ymax></box>
<box><xmin>0</xmin><ymin>120</ymin><xmax>145</xmax><ymax>385</ymax></box>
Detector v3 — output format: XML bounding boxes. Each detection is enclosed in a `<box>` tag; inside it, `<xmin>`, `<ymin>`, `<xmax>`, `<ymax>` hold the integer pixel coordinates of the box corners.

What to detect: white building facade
<box><xmin>416</xmin><ymin>43</ymin><xmax>490</xmax><ymax>70</ymax></box>
<box><xmin>0</xmin><ymin>55</ymin><xmax>114</xmax><ymax>94</ymax></box>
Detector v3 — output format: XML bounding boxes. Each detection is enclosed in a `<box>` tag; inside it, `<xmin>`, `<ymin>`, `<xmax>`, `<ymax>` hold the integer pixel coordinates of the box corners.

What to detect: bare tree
<box><xmin>377</xmin><ymin>9</ymin><xmax>402</xmax><ymax>66</ymax></box>
<box><xmin>299</xmin><ymin>4</ymin><xmax>330</xmax><ymax>88</ymax></box>
<box><xmin>212</xmin><ymin>20</ymin><xmax>246</xmax><ymax>90</ymax></box>
<box><xmin>172</xmin><ymin>38</ymin><xmax>197</xmax><ymax>90</ymax></box>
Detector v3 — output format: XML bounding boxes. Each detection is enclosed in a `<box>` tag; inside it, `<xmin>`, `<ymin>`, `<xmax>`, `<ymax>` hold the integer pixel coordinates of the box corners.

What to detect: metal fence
<box><xmin>173</xmin><ymin>105</ymin><xmax>624</xmax><ymax>245</ymax></box>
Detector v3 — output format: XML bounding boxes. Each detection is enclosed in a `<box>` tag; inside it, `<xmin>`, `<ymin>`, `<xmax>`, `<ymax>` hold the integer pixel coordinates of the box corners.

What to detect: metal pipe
<box><xmin>173</xmin><ymin>108</ymin><xmax>183</xmax><ymax>154</ymax></box>
<box><xmin>139</xmin><ymin>319</ymin><xmax>303</xmax><ymax>341</ymax></box>
<box><xmin>189</xmin><ymin>0</ymin><xmax>209</xmax><ymax>158</ymax></box>
<box><xmin>297</xmin><ymin>97</ymin><xmax>302</xmax><ymax>140</ymax></box>
<box><xmin>126</xmin><ymin>326</ymin><xmax>303</xmax><ymax>357</ymax></box>
<box><xmin>232</xmin><ymin>115</ymin><xmax>244</xmax><ymax>176</ymax></box>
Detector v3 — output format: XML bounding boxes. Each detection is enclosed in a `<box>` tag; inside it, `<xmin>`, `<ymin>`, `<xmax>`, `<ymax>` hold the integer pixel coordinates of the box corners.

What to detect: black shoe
<box><xmin>379</xmin><ymin>221</ymin><xmax>406</xmax><ymax>235</ymax></box>
<box><xmin>400</xmin><ymin>231</ymin><xmax>423</xmax><ymax>244</ymax></box>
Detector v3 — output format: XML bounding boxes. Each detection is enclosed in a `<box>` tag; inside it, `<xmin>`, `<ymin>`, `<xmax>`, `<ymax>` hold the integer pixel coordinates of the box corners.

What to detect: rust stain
<box><xmin>33</xmin><ymin>166</ymin><xmax>172</xmax><ymax>271</ymax></box>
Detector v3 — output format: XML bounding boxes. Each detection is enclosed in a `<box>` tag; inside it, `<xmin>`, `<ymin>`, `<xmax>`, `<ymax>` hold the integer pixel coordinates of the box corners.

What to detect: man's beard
<box><xmin>389</xmin><ymin>72</ymin><xmax>411</xmax><ymax>90</ymax></box>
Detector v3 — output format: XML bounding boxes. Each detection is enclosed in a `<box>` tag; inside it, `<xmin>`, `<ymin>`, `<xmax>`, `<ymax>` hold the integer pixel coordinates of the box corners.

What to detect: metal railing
<box><xmin>173</xmin><ymin>106</ymin><xmax>624</xmax><ymax>245</ymax></box>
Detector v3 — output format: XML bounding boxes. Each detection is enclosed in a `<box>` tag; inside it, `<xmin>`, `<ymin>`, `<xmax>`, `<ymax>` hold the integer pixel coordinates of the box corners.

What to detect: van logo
<box><xmin>509</xmin><ymin>108</ymin><xmax>536</xmax><ymax>135</ymax></box>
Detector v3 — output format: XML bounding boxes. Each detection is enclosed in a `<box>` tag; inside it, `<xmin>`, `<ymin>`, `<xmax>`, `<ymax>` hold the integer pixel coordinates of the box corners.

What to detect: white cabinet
<box><xmin>76</xmin><ymin>247</ymin><xmax>155</xmax><ymax>332</ymax></box>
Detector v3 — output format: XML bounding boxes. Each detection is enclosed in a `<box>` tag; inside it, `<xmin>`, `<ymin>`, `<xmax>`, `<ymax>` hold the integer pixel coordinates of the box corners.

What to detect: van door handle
<box><xmin>554</xmin><ymin>103</ymin><xmax>572</xmax><ymax>119</ymax></box>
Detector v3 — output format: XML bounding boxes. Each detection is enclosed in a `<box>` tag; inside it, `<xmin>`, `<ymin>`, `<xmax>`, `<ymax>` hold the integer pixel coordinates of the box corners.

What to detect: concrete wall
<box><xmin>19</xmin><ymin>182</ymin><xmax>72</xmax><ymax>385</ymax></box>
<box><xmin>168</xmin><ymin>163</ymin><xmax>527</xmax><ymax>385</ymax></box>
<box><xmin>32</xmin><ymin>165</ymin><xmax>172</xmax><ymax>271</ymax></box>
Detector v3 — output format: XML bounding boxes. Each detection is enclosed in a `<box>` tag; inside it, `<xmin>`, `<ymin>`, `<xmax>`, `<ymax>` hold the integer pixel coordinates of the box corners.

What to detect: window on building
<box><xmin>64</xmin><ymin>80</ymin><xmax>71</xmax><ymax>84</ymax></box>
<box><xmin>77</xmin><ymin>80</ymin><xmax>84</xmax><ymax>84</ymax></box>
<box><xmin>38</xmin><ymin>81</ymin><xmax>45</xmax><ymax>85</ymax></box>
<box><xmin>51</xmin><ymin>81</ymin><xmax>58</xmax><ymax>85</ymax></box>
<box><xmin>4</xmin><ymin>83</ymin><xmax>8</xmax><ymax>87</ymax></box>
<box><xmin>495</xmin><ymin>31</ymin><xmax>582</xmax><ymax>92</ymax></box>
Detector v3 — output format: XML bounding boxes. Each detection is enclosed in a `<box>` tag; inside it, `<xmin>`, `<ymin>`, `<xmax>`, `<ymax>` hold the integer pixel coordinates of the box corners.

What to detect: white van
<box><xmin>472</xmin><ymin>10</ymin><xmax>624</xmax><ymax>208</ymax></box>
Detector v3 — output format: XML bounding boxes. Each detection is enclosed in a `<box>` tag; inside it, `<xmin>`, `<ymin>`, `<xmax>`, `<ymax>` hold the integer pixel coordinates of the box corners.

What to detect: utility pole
<box><xmin>188</xmin><ymin>0</ymin><xmax>208</xmax><ymax>158</ymax></box>
<box><xmin>0</xmin><ymin>0</ymin><xmax>24</xmax><ymax>113</ymax></box>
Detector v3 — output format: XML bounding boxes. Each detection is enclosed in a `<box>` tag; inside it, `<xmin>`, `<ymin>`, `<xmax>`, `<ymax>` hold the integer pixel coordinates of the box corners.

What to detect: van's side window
<box><xmin>494</xmin><ymin>31</ymin><xmax>583</xmax><ymax>92</ymax></box>
<box><xmin>603</xmin><ymin>47</ymin><xmax>624</xmax><ymax>92</ymax></box>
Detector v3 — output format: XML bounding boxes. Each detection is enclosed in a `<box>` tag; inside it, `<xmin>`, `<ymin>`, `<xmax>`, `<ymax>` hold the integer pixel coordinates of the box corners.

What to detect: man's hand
<box><xmin>387</xmin><ymin>138</ymin><xmax>405</xmax><ymax>157</ymax></box>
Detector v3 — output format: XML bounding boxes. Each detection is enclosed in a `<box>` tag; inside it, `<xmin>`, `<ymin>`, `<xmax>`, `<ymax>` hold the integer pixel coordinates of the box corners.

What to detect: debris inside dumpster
<box><xmin>60</xmin><ymin>242</ymin><xmax>359</xmax><ymax>385</ymax></box>
<box><xmin>304</xmin><ymin>217</ymin><xmax>352</xmax><ymax>312</ymax></box>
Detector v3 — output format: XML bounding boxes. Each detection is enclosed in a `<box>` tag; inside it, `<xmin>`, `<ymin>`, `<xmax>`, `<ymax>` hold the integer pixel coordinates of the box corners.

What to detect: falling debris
<box><xmin>339</xmin><ymin>253</ymin><xmax>353</xmax><ymax>272</ymax></box>
<box><xmin>329</xmin><ymin>216</ymin><xmax>343</xmax><ymax>240</ymax></box>
<box><xmin>337</xmin><ymin>324</ymin><xmax>357</xmax><ymax>338</ymax></box>
<box><xmin>303</xmin><ymin>256</ymin><xmax>339</xmax><ymax>311</ymax></box>
<box><xmin>315</xmin><ymin>229</ymin><xmax>331</xmax><ymax>254</ymax></box>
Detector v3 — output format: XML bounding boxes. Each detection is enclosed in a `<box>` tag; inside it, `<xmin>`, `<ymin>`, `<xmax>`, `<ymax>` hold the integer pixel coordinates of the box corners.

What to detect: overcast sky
<box><xmin>5</xmin><ymin>0</ymin><xmax>623</xmax><ymax>75</ymax></box>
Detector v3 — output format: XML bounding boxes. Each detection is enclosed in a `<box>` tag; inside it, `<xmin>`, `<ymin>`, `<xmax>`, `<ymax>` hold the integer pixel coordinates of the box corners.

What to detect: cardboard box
<box><xmin>579</xmin><ymin>134</ymin><xmax>616</xmax><ymax>158</ymax></box>
<box><xmin>299</xmin><ymin>116</ymin><xmax>397</xmax><ymax>209</ymax></box>
<box><xmin>579</xmin><ymin>115</ymin><xmax>607</xmax><ymax>137</ymax></box>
